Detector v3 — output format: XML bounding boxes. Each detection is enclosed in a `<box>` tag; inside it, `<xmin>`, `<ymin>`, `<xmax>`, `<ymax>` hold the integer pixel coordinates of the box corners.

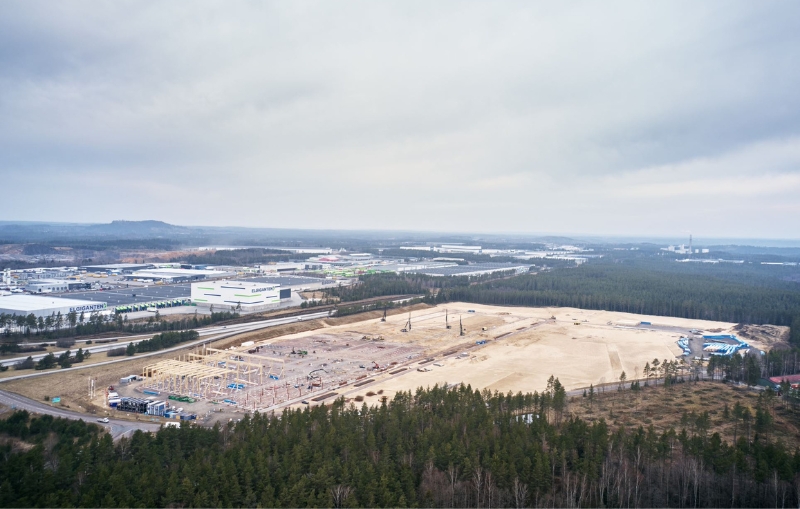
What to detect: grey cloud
<box><xmin>1</xmin><ymin>1</ymin><xmax>799</xmax><ymax>238</ymax></box>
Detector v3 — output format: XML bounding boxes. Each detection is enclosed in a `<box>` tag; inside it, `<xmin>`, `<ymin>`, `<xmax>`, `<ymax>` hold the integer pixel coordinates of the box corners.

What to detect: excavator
<box><xmin>307</xmin><ymin>368</ymin><xmax>326</xmax><ymax>389</ymax></box>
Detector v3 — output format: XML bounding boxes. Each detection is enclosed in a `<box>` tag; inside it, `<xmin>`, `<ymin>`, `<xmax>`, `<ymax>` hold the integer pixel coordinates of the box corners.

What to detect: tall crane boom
<box><xmin>401</xmin><ymin>312</ymin><xmax>411</xmax><ymax>332</ymax></box>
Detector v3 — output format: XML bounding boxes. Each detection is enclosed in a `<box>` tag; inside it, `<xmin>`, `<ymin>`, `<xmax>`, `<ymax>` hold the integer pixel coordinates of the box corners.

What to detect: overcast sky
<box><xmin>1</xmin><ymin>1</ymin><xmax>799</xmax><ymax>239</ymax></box>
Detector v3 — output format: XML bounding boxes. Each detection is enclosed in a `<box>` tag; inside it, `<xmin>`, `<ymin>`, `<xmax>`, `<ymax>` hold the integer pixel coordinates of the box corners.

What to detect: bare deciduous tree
<box><xmin>329</xmin><ymin>484</ymin><xmax>353</xmax><ymax>509</ymax></box>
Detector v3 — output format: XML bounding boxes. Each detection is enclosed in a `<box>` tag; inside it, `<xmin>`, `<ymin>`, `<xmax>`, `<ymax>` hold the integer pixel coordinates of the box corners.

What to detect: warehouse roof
<box><xmin>0</xmin><ymin>294</ymin><xmax>107</xmax><ymax>313</ymax></box>
<box><xmin>133</xmin><ymin>268</ymin><xmax>228</xmax><ymax>276</ymax></box>
<box><xmin>193</xmin><ymin>280</ymin><xmax>279</xmax><ymax>289</ymax></box>
<box><xmin>403</xmin><ymin>263</ymin><xmax>530</xmax><ymax>277</ymax></box>
<box><xmin>82</xmin><ymin>263</ymin><xmax>153</xmax><ymax>270</ymax></box>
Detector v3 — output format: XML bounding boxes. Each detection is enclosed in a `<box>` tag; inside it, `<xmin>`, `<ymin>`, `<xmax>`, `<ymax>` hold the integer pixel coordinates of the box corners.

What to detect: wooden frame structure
<box><xmin>142</xmin><ymin>345</ymin><xmax>285</xmax><ymax>400</ymax></box>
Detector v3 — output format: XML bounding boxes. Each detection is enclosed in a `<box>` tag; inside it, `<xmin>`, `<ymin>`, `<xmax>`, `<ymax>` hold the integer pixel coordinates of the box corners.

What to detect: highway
<box><xmin>0</xmin><ymin>311</ymin><xmax>332</xmax><ymax>369</ymax></box>
<box><xmin>0</xmin><ymin>311</ymin><xmax>332</xmax><ymax>380</ymax></box>
<box><xmin>0</xmin><ymin>310</ymin><xmax>333</xmax><ymax>439</ymax></box>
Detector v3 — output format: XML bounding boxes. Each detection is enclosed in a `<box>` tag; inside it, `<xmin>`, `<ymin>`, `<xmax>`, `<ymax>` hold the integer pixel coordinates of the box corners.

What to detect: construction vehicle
<box><xmin>307</xmin><ymin>368</ymin><xmax>326</xmax><ymax>388</ymax></box>
<box><xmin>380</xmin><ymin>308</ymin><xmax>387</xmax><ymax>322</ymax></box>
<box><xmin>446</xmin><ymin>309</ymin><xmax>452</xmax><ymax>329</ymax></box>
<box><xmin>401</xmin><ymin>312</ymin><xmax>411</xmax><ymax>333</ymax></box>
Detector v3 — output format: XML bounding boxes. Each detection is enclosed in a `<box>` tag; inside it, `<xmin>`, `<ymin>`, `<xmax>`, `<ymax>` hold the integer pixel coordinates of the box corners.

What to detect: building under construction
<box><xmin>136</xmin><ymin>307</ymin><xmax>503</xmax><ymax>412</ymax></box>
<box><xmin>139</xmin><ymin>330</ymin><xmax>426</xmax><ymax>411</ymax></box>
<box><xmin>142</xmin><ymin>345</ymin><xmax>285</xmax><ymax>400</ymax></box>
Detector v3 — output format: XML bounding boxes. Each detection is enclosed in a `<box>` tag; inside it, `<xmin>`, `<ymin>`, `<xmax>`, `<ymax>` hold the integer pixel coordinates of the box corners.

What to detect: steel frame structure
<box><xmin>142</xmin><ymin>345</ymin><xmax>285</xmax><ymax>400</ymax></box>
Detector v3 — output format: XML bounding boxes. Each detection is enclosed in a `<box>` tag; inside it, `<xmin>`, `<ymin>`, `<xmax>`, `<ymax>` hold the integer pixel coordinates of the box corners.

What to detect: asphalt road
<box><xmin>0</xmin><ymin>310</ymin><xmax>332</xmax><ymax>439</ymax></box>
<box><xmin>0</xmin><ymin>389</ymin><xmax>161</xmax><ymax>439</ymax></box>
<box><xmin>0</xmin><ymin>310</ymin><xmax>332</xmax><ymax>373</ymax></box>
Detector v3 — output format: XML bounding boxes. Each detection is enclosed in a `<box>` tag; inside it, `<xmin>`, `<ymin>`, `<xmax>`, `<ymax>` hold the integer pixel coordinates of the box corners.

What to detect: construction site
<box><xmin>137</xmin><ymin>321</ymin><xmax>426</xmax><ymax>411</ymax></box>
<box><xmin>113</xmin><ymin>302</ymin><xmax>785</xmax><ymax>415</ymax></box>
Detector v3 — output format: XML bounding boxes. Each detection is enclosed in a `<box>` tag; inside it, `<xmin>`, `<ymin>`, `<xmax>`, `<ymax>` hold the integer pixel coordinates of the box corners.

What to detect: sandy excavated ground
<box><xmin>5</xmin><ymin>302</ymin><xmax>788</xmax><ymax>419</ymax></box>
<box><xmin>264</xmin><ymin>302</ymin><xmax>776</xmax><ymax>401</ymax></box>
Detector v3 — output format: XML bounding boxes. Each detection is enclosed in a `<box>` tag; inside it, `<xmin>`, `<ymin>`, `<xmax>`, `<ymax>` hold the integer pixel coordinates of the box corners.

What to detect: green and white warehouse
<box><xmin>0</xmin><ymin>294</ymin><xmax>108</xmax><ymax>318</ymax></box>
<box><xmin>190</xmin><ymin>281</ymin><xmax>282</xmax><ymax>312</ymax></box>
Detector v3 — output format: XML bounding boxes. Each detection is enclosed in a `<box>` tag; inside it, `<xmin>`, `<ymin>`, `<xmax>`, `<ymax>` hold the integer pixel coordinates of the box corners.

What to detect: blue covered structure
<box><xmin>702</xmin><ymin>334</ymin><xmax>750</xmax><ymax>356</ymax></box>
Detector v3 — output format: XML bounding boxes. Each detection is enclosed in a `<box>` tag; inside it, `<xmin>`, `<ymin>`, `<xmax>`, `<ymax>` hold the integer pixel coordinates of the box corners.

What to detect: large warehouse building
<box><xmin>124</xmin><ymin>268</ymin><xmax>237</xmax><ymax>283</ymax></box>
<box><xmin>191</xmin><ymin>281</ymin><xmax>288</xmax><ymax>312</ymax></box>
<box><xmin>0</xmin><ymin>294</ymin><xmax>108</xmax><ymax>318</ymax></box>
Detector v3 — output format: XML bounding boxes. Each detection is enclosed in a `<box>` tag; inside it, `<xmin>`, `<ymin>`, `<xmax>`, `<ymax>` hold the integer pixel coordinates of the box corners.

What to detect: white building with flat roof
<box><xmin>25</xmin><ymin>279</ymin><xmax>72</xmax><ymax>293</ymax></box>
<box><xmin>191</xmin><ymin>280</ymin><xmax>281</xmax><ymax>312</ymax></box>
<box><xmin>439</xmin><ymin>244</ymin><xmax>482</xmax><ymax>254</ymax></box>
<box><xmin>125</xmin><ymin>268</ymin><xmax>236</xmax><ymax>283</ymax></box>
<box><xmin>0</xmin><ymin>294</ymin><xmax>108</xmax><ymax>318</ymax></box>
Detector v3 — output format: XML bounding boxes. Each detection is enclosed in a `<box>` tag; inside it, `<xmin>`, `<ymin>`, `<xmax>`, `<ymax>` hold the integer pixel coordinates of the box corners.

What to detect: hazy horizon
<box><xmin>2</xmin><ymin>218</ymin><xmax>800</xmax><ymax>247</ymax></box>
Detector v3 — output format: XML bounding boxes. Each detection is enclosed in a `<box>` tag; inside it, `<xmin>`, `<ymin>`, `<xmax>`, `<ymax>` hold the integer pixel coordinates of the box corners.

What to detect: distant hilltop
<box><xmin>89</xmin><ymin>220</ymin><xmax>190</xmax><ymax>236</ymax></box>
<box><xmin>0</xmin><ymin>220</ymin><xmax>191</xmax><ymax>241</ymax></box>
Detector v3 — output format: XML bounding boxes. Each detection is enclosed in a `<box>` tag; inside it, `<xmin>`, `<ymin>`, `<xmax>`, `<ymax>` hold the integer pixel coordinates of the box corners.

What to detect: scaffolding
<box><xmin>142</xmin><ymin>345</ymin><xmax>285</xmax><ymax>400</ymax></box>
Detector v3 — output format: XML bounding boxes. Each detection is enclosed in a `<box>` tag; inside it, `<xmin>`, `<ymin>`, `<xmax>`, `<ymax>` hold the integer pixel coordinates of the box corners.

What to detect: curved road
<box><xmin>0</xmin><ymin>389</ymin><xmax>161</xmax><ymax>439</ymax></box>
<box><xmin>0</xmin><ymin>311</ymin><xmax>332</xmax><ymax>377</ymax></box>
<box><xmin>0</xmin><ymin>310</ymin><xmax>332</xmax><ymax>437</ymax></box>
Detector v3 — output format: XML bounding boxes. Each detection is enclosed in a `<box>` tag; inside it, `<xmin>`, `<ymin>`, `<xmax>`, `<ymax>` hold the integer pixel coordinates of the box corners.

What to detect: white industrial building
<box><xmin>191</xmin><ymin>280</ymin><xmax>284</xmax><ymax>312</ymax></box>
<box><xmin>438</xmin><ymin>244</ymin><xmax>482</xmax><ymax>254</ymax></box>
<box><xmin>0</xmin><ymin>294</ymin><xmax>108</xmax><ymax>318</ymax></box>
<box><xmin>25</xmin><ymin>279</ymin><xmax>72</xmax><ymax>293</ymax></box>
<box><xmin>399</xmin><ymin>246</ymin><xmax>435</xmax><ymax>252</ymax></box>
<box><xmin>259</xmin><ymin>262</ymin><xmax>306</xmax><ymax>273</ymax></box>
<box><xmin>124</xmin><ymin>268</ymin><xmax>237</xmax><ymax>283</ymax></box>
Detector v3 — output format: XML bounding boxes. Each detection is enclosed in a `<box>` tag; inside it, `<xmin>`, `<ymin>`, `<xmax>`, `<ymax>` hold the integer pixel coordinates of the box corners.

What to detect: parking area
<box><xmin>59</xmin><ymin>278</ymin><xmax>332</xmax><ymax>314</ymax></box>
<box><xmin>64</xmin><ymin>284</ymin><xmax>193</xmax><ymax>307</ymax></box>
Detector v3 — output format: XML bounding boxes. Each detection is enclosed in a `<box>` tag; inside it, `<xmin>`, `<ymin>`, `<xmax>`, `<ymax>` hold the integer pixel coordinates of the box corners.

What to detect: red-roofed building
<box><xmin>769</xmin><ymin>374</ymin><xmax>800</xmax><ymax>389</ymax></box>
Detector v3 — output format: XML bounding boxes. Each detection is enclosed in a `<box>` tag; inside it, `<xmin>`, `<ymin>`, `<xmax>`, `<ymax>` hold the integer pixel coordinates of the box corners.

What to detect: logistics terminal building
<box><xmin>0</xmin><ymin>294</ymin><xmax>108</xmax><ymax>318</ymax></box>
<box><xmin>191</xmin><ymin>281</ymin><xmax>288</xmax><ymax>312</ymax></box>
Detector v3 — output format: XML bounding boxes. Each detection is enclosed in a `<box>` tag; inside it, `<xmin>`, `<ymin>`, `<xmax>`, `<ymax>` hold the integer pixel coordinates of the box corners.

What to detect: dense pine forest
<box><xmin>173</xmin><ymin>248</ymin><xmax>311</xmax><ymax>266</ymax></box>
<box><xmin>331</xmin><ymin>261</ymin><xmax>800</xmax><ymax>345</ymax></box>
<box><xmin>436</xmin><ymin>264</ymin><xmax>800</xmax><ymax>326</ymax></box>
<box><xmin>0</xmin><ymin>384</ymin><xmax>799</xmax><ymax>507</ymax></box>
